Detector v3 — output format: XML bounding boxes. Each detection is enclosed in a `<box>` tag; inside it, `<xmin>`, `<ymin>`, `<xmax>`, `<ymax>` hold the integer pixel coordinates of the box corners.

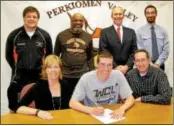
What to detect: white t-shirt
<box><xmin>27</xmin><ymin>31</ymin><xmax>35</xmax><ymax>38</ymax></box>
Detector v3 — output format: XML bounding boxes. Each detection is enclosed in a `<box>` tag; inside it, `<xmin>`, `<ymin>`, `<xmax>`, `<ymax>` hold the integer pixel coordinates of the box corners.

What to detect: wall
<box><xmin>1</xmin><ymin>1</ymin><xmax>173</xmax><ymax>115</ymax></box>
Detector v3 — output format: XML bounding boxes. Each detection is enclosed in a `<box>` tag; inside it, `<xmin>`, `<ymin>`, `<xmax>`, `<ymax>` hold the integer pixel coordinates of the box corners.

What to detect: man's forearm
<box><xmin>141</xmin><ymin>94</ymin><xmax>171</xmax><ymax>105</ymax></box>
<box><xmin>119</xmin><ymin>95</ymin><xmax>134</xmax><ymax>111</ymax></box>
<box><xmin>69</xmin><ymin>99</ymin><xmax>92</xmax><ymax>114</ymax></box>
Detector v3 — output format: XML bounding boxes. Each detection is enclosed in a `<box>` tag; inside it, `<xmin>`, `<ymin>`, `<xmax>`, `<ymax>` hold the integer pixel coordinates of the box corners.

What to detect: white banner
<box><xmin>1</xmin><ymin>1</ymin><xmax>173</xmax><ymax>114</ymax></box>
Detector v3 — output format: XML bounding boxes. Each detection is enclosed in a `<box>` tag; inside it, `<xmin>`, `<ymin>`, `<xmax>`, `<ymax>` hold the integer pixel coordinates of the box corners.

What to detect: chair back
<box><xmin>20</xmin><ymin>83</ymin><xmax>36</xmax><ymax>108</ymax></box>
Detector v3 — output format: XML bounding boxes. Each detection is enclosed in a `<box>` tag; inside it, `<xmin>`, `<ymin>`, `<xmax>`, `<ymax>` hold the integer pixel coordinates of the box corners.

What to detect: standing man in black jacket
<box><xmin>54</xmin><ymin>13</ymin><xmax>93</xmax><ymax>106</ymax></box>
<box><xmin>99</xmin><ymin>7</ymin><xmax>137</xmax><ymax>74</ymax></box>
<box><xmin>5</xmin><ymin>6</ymin><xmax>53</xmax><ymax>111</ymax></box>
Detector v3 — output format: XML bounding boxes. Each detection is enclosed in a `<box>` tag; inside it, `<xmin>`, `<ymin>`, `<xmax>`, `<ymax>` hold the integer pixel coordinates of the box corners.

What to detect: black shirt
<box><xmin>52</xmin><ymin>97</ymin><xmax>61</xmax><ymax>110</ymax></box>
<box><xmin>6</xmin><ymin>26</ymin><xmax>53</xmax><ymax>70</ymax></box>
<box><xmin>14</xmin><ymin>79</ymin><xmax>69</xmax><ymax>112</ymax></box>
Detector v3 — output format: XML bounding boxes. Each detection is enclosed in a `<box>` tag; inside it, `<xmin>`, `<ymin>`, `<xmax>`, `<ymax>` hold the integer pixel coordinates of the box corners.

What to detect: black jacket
<box><xmin>5</xmin><ymin>26</ymin><xmax>53</xmax><ymax>70</ymax></box>
<box><xmin>99</xmin><ymin>25</ymin><xmax>137</xmax><ymax>68</ymax></box>
<box><xmin>14</xmin><ymin>79</ymin><xmax>69</xmax><ymax>112</ymax></box>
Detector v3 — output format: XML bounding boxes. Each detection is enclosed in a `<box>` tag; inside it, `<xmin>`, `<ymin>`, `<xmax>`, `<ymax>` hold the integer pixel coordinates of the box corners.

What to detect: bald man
<box><xmin>99</xmin><ymin>7</ymin><xmax>137</xmax><ymax>74</ymax></box>
<box><xmin>54</xmin><ymin>13</ymin><xmax>93</xmax><ymax>106</ymax></box>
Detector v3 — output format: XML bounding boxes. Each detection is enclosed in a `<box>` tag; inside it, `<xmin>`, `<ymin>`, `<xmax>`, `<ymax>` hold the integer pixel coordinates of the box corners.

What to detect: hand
<box><xmin>110</xmin><ymin>107</ymin><xmax>125</xmax><ymax>119</ymax></box>
<box><xmin>135</xmin><ymin>97</ymin><xmax>141</xmax><ymax>102</ymax></box>
<box><xmin>115</xmin><ymin>65</ymin><xmax>123</xmax><ymax>70</ymax></box>
<box><xmin>116</xmin><ymin>65</ymin><xmax>128</xmax><ymax>74</ymax></box>
<box><xmin>37</xmin><ymin>110</ymin><xmax>53</xmax><ymax>120</ymax></box>
<box><xmin>150</xmin><ymin>63</ymin><xmax>160</xmax><ymax>68</ymax></box>
<box><xmin>121</xmin><ymin>65</ymin><xmax>129</xmax><ymax>74</ymax></box>
<box><xmin>153</xmin><ymin>64</ymin><xmax>160</xmax><ymax>68</ymax></box>
<box><xmin>90</xmin><ymin>106</ymin><xmax>104</xmax><ymax>116</ymax></box>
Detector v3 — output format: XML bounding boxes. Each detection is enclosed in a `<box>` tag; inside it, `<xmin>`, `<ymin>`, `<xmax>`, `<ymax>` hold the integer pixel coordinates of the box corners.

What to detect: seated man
<box><xmin>126</xmin><ymin>49</ymin><xmax>172</xmax><ymax>105</ymax></box>
<box><xmin>69</xmin><ymin>51</ymin><xmax>134</xmax><ymax>119</ymax></box>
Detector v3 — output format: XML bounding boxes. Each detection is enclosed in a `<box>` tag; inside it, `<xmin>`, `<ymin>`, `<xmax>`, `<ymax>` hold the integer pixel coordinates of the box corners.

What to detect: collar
<box><xmin>113</xmin><ymin>24</ymin><xmax>123</xmax><ymax>30</ymax></box>
<box><xmin>136</xmin><ymin>65</ymin><xmax>153</xmax><ymax>78</ymax></box>
<box><xmin>22</xmin><ymin>26</ymin><xmax>38</xmax><ymax>36</ymax></box>
<box><xmin>146</xmin><ymin>23</ymin><xmax>157</xmax><ymax>29</ymax></box>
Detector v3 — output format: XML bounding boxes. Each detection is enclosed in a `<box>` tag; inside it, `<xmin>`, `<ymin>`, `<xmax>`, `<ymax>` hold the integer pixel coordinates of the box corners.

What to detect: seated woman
<box><xmin>14</xmin><ymin>54</ymin><xmax>69</xmax><ymax>120</ymax></box>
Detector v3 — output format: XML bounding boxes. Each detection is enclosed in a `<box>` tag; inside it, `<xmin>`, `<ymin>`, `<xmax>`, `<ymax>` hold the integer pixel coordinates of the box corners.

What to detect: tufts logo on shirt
<box><xmin>36</xmin><ymin>42</ymin><xmax>43</xmax><ymax>47</ymax></box>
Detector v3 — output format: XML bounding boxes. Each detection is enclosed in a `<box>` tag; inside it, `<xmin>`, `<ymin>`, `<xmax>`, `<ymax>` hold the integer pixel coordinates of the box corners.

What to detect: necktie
<box><xmin>151</xmin><ymin>25</ymin><xmax>159</xmax><ymax>61</ymax></box>
<box><xmin>117</xmin><ymin>27</ymin><xmax>121</xmax><ymax>42</ymax></box>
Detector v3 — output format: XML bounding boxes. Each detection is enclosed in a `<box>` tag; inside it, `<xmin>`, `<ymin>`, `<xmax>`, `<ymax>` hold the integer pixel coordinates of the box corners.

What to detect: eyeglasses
<box><xmin>134</xmin><ymin>58</ymin><xmax>147</xmax><ymax>63</ymax></box>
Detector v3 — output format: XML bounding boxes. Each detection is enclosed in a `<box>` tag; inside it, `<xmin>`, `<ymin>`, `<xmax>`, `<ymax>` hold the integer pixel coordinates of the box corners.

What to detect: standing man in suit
<box><xmin>136</xmin><ymin>5</ymin><xmax>169</xmax><ymax>71</ymax></box>
<box><xmin>99</xmin><ymin>7</ymin><xmax>137</xmax><ymax>74</ymax></box>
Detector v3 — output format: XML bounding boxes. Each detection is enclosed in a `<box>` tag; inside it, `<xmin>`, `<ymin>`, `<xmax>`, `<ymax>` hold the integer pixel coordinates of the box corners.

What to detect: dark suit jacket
<box><xmin>99</xmin><ymin>25</ymin><xmax>137</xmax><ymax>69</ymax></box>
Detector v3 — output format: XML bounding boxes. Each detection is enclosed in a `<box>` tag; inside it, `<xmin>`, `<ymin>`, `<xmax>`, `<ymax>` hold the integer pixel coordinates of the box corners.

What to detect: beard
<box><xmin>72</xmin><ymin>26</ymin><xmax>83</xmax><ymax>34</ymax></box>
<box><xmin>147</xmin><ymin>17</ymin><xmax>155</xmax><ymax>24</ymax></box>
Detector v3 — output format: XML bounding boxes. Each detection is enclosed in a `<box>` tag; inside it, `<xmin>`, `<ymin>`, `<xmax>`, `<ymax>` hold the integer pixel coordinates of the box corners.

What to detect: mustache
<box><xmin>72</xmin><ymin>26</ymin><xmax>83</xmax><ymax>33</ymax></box>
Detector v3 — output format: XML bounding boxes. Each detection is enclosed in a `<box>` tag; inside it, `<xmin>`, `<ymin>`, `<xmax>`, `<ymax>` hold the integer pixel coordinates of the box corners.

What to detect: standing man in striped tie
<box><xmin>136</xmin><ymin>5</ymin><xmax>169</xmax><ymax>70</ymax></box>
<box><xmin>99</xmin><ymin>7</ymin><xmax>137</xmax><ymax>75</ymax></box>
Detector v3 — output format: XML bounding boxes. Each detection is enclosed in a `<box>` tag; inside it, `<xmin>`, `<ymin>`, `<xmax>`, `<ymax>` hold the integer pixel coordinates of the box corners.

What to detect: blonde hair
<box><xmin>41</xmin><ymin>54</ymin><xmax>63</xmax><ymax>80</ymax></box>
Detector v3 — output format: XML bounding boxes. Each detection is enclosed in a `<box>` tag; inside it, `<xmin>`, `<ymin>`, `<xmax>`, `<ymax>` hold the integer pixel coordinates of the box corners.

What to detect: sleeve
<box><xmin>87</xmin><ymin>39</ymin><xmax>94</xmax><ymax>70</ymax></box>
<box><xmin>99</xmin><ymin>29</ymin><xmax>117</xmax><ymax>67</ymax></box>
<box><xmin>118</xmin><ymin>71</ymin><xmax>133</xmax><ymax>99</ymax></box>
<box><xmin>99</xmin><ymin>29</ymin><xmax>107</xmax><ymax>52</ymax></box>
<box><xmin>136</xmin><ymin>28</ymin><xmax>145</xmax><ymax>49</ymax></box>
<box><xmin>54</xmin><ymin>34</ymin><xmax>61</xmax><ymax>56</ymax></box>
<box><xmin>126</xmin><ymin>29</ymin><xmax>137</xmax><ymax>68</ymax></box>
<box><xmin>125</xmin><ymin>72</ymin><xmax>137</xmax><ymax>98</ymax></box>
<box><xmin>141</xmin><ymin>71</ymin><xmax>172</xmax><ymax>104</ymax></box>
<box><xmin>14</xmin><ymin>84</ymin><xmax>36</xmax><ymax>112</ymax></box>
<box><xmin>5</xmin><ymin>32</ymin><xmax>15</xmax><ymax>69</ymax></box>
<box><xmin>156</xmin><ymin>29</ymin><xmax>169</xmax><ymax>66</ymax></box>
<box><xmin>71</xmin><ymin>76</ymin><xmax>86</xmax><ymax>101</ymax></box>
<box><xmin>45</xmin><ymin>32</ymin><xmax>53</xmax><ymax>56</ymax></box>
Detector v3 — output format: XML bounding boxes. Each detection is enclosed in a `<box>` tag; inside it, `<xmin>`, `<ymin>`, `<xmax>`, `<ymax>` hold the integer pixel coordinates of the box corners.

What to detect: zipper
<box><xmin>29</xmin><ymin>37</ymin><xmax>32</xmax><ymax>70</ymax></box>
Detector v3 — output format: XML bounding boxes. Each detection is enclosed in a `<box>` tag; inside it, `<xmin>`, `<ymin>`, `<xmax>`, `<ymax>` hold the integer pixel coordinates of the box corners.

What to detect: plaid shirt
<box><xmin>126</xmin><ymin>66</ymin><xmax>171</xmax><ymax>104</ymax></box>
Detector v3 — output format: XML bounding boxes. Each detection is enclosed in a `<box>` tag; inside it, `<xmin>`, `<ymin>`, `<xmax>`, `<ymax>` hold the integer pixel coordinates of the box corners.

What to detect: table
<box><xmin>1</xmin><ymin>101</ymin><xmax>173</xmax><ymax>124</ymax></box>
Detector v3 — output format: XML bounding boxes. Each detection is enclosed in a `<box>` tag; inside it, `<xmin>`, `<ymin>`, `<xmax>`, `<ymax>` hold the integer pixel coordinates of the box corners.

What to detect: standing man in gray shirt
<box><xmin>69</xmin><ymin>50</ymin><xmax>134</xmax><ymax>119</ymax></box>
<box><xmin>136</xmin><ymin>5</ymin><xmax>169</xmax><ymax>70</ymax></box>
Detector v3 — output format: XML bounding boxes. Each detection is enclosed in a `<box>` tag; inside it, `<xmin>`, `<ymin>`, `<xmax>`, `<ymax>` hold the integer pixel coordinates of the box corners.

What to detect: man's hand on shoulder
<box><xmin>115</xmin><ymin>65</ymin><xmax>129</xmax><ymax>74</ymax></box>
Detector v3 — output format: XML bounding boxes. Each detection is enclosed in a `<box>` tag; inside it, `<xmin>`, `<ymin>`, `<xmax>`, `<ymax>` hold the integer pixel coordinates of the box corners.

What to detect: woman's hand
<box><xmin>37</xmin><ymin>110</ymin><xmax>53</xmax><ymax>120</ymax></box>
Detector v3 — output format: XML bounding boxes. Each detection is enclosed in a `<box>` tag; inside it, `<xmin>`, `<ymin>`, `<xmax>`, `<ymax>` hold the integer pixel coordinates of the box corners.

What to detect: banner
<box><xmin>1</xmin><ymin>1</ymin><xmax>173</xmax><ymax>114</ymax></box>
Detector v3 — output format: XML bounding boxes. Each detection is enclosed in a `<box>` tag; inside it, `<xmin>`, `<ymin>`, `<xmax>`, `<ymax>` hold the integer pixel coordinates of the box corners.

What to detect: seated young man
<box><xmin>69</xmin><ymin>51</ymin><xmax>134</xmax><ymax>119</ymax></box>
<box><xmin>126</xmin><ymin>49</ymin><xmax>172</xmax><ymax>105</ymax></box>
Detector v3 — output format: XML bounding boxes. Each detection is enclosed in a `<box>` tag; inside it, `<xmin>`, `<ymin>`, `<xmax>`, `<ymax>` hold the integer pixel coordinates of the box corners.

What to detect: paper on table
<box><xmin>90</xmin><ymin>108</ymin><xmax>125</xmax><ymax>124</ymax></box>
